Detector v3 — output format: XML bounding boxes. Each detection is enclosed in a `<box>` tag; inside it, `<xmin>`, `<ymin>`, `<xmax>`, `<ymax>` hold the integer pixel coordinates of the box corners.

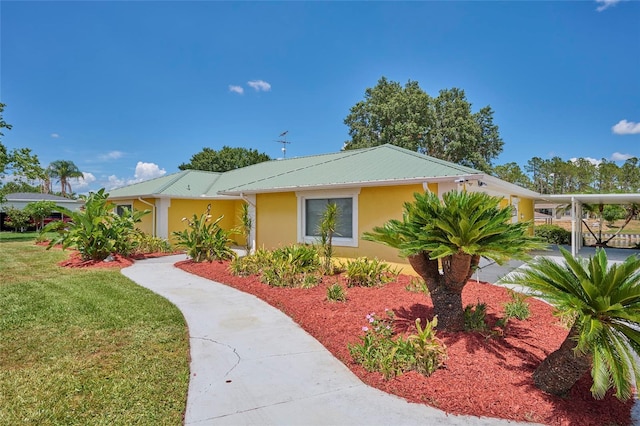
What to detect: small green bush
<box><xmin>348</xmin><ymin>311</ymin><xmax>446</xmax><ymax>379</ymax></box>
<box><xmin>326</xmin><ymin>283</ymin><xmax>347</xmax><ymax>302</ymax></box>
<box><xmin>464</xmin><ymin>301</ymin><xmax>488</xmax><ymax>332</ymax></box>
<box><xmin>534</xmin><ymin>224</ymin><xmax>571</xmax><ymax>245</ymax></box>
<box><xmin>344</xmin><ymin>257</ymin><xmax>399</xmax><ymax>287</ymax></box>
<box><xmin>503</xmin><ymin>290</ymin><xmax>531</xmax><ymax>321</ymax></box>
<box><xmin>3</xmin><ymin>207</ymin><xmax>32</xmax><ymax>232</ymax></box>
<box><xmin>259</xmin><ymin>244</ymin><xmax>321</xmax><ymax>287</ymax></box>
<box><xmin>229</xmin><ymin>248</ymin><xmax>273</xmax><ymax>276</ymax></box>
<box><xmin>44</xmin><ymin>189</ymin><xmax>150</xmax><ymax>261</ymax></box>
<box><xmin>131</xmin><ymin>233</ymin><xmax>173</xmax><ymax>255</ymax></box>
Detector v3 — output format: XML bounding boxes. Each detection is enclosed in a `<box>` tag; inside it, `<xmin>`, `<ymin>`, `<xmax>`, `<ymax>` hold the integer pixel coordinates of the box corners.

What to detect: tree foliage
<box><xmin>0</xmin><ymin>103</ymin><xmax>12</xmax><ymax>175</ymax></box>
<box><xmin>179</xmin><ymin>146</ymin><xmax>271</xmax><ymax>172</ymax></box>
<box><xmin>343</xmin><ymin>77</ymin><xmax>503</xmax><ymax>171</ymax></box>
<box><xmin>45</xmin><ymin>188</ymin><xmax>150</xmax><ymax>261</ymax></box>
<box><xmin>503</xmin><ymin>248</ymin><xmax>640</xmax><ymax>400</ymax></box>
<box><xmin>363</xmin><ymin>190</ymin><xmax>544</xmax><ymax>331</ymax></box>
<box><xmin>24</xmin><ymin>200</ymin><xmax>57</xmax><ymax>230</ymax></box>
<box><xmin>47</xmin><ymin>160</ymin><xmax>83</xmax><ymax>197</ymax></box>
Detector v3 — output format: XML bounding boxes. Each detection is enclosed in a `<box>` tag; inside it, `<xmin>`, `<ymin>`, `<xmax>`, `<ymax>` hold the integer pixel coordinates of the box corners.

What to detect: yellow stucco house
<box><xmin>107</xmin><ymin>144</ymin><xmax>538</xmax><ymax>268</ymax></box>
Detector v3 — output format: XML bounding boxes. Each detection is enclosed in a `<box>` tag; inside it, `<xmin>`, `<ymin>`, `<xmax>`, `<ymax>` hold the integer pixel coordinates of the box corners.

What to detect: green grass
<box><xmin>0</xmin><ymin>231</ymin><xmax>45</xmax><ymax>242</ymax></box>
<box><xmin>0</xmin><ymin>241</ymin><xmax>189</xmax><ymax>425</ymax></box>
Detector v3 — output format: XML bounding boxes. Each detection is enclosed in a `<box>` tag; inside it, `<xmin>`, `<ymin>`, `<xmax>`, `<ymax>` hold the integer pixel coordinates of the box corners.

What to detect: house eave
<box><xmin>218</xmin><ymin>174</ymin><xmax>487</xmax><ymax>196</ymax></box>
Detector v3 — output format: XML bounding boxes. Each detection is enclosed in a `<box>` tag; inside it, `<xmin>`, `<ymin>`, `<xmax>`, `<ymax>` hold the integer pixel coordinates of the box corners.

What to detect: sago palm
<box><xmin>363</xmin><ymin>190</ymin><xmax>545</xmax><ymax>331</ymax></box>
<box><xmin>502</xmin><ymin>248</ymin><xmax>640</xmax><ymax>399</ymax></box>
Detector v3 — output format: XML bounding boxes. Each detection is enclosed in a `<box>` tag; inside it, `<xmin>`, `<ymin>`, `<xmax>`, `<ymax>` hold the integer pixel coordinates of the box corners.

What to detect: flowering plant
<box><xmin>349</xmin><ymin>309</ymin><xmax>446</xmax><ymax>379</ymax></box>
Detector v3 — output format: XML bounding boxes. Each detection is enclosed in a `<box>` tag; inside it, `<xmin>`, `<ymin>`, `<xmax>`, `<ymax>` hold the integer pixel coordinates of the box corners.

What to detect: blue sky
<box><xmin>1</xmin><ymin>0</ymin><xmax>639</xmax><ymax>194</ymax></box>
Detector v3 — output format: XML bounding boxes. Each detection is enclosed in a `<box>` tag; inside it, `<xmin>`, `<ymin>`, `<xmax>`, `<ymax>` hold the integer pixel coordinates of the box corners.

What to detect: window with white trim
<box><xmin>297</xmin><ymin>190</ymin><xmax>359</xmax><ymax>247</ymax></box>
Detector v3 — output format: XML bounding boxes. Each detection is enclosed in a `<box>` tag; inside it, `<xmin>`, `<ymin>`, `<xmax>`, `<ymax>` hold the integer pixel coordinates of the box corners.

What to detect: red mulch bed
<box><xmin>174</xmin><ymin>259</ymin><xmax>634</xmax><ymax>426</ymax></box>
<box><xmin>53</xmin><ymin>248</ymin><xmax>177</xmax><ymax>269</ymax></box>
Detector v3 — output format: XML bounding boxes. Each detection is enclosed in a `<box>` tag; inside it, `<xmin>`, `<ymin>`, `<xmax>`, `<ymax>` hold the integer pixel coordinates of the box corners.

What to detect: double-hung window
<box><xmin>297</xmin><ymin>190</ymin><xmax>359</xmax><ymax>247</ymax></box>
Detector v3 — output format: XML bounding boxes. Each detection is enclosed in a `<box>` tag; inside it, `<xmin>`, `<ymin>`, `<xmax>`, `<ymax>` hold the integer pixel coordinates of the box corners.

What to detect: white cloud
<box><xmin>102</xmin><ymin>162</ymin><xmax>166</xmax><ymax>191</ymax></box>
<box><xmin>595</xmin><ymin>0</ymin><xmax>622</xmax><ymax>11</ymax></box>
<box><xmin>229</xmin><ymin>85</ymin><xmax>244</xmax><ymax>94</ymax></box>
<box><xmin>50</xmin><ymin>133</ymin><xmax>60</xmax><ymax>138</ymax></box>
<box><xmin>99</xmin><ymin>150</ymin><xmax>124</xmax><ymax>161</ymax></box>
<box><xmin>70</xmin><ymin>172</ymin><xmax>96</xmax><ymax>190</ymax></box>
<box><xmin>611</xmin><ymin>152</ymin><xmax>633</xmax><ymax>161</ymax></box>
<box><xmin>132</xmin><ymin>161</ymin><xmax>166</xmax><ymax>182</ymax></box>
<box><xmin>106</xmin><ymin>175</ymin><xmax>126</xmax><ymax>189</ymax></box>
<box><xmin>612</xmin><ymin>119</ymin><xmax>640</xmax><ymax>135</ymax></box>
<box><xmin>247</xmin><ymin>80</ymin><xmax>271</xmax><ymax>92</ymax></box>
<box><xmin>570</xmin><ymin>157</ymin><xmax>601</xmax><ymax>166</ymax></box>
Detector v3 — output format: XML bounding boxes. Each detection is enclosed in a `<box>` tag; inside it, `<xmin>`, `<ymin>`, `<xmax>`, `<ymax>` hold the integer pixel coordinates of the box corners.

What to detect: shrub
<box><xmin>326</xmin><ymin>283</ymin><xmax>346</xmax><ymax>302</ymax></box>
<box><xmin>348</xmin><ymin>311</ymin><xmax>447</xmax><ymax>379</ymax></box>
<box><xmin>24</xmin><ymin>200</ymin><xmax>57</xmax><ymax>230</ymax></box>
<box><xmin>3</xmin><ymin>207</ymin><xmax>32</xmax><ymax>232</ymax></box>
<box><xmin>44</xmin><ymin>189</ymin><xmax>150</xmax><ymax>261</ymax></box>
<box><xmin>344</xmin><ymin>257</ymin><xmax>399</xmax><ymax>287</ymax></box>
<box><xmin>534</xmin><ymin>224</ymin><xmax>570</xmax><ymax>245</ymax></box>
<box><xmin>464</xmin><ymin>301</ymin><xmax>488</xmax><ymax>332</ymax></box>
<box><xmin>259</xmin><ymin>244</ymin><xmax>321</xmax><ymax>288</ymax></box>
<box><xmin>173</xmin><ymin>204</ymin><xmax>236</xmax><ymax>263</ymax></box>
<box><xmin>503</xmin><ymin>290</ymin><xmax>530</xmax><ymax>321</ymax></box>
<box><xmin>272</xmin><ymin>244</ymin><xmax>320</xmax><ymax>272</ymax></box>
<box><xmin>229</xmin><ymin>247</ymin><xmax>273</xmax><ymax>276</ymax></box>
<box><xmin>131</xmin><ymin>233</ymin><xmax>173</xmax><ymax>255</ymax></box>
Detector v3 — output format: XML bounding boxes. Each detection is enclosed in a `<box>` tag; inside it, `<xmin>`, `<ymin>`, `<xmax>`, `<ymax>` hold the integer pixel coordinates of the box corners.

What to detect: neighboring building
<box><xmin>108</xmin><ymin>144</ymin><xmax>539</xmax><ymax>269</ymax></box>
<box><xmin>0</xmin><ymin>192</ymin><xmax>84</xmax><ymax>231</ymax></box>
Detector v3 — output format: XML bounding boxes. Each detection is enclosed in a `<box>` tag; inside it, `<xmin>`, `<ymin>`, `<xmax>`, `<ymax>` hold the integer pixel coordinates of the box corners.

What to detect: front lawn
<box><xmin>0</xmin><ymin>241</ymin><xmax>189</xmax><ymax>425</ymax></box>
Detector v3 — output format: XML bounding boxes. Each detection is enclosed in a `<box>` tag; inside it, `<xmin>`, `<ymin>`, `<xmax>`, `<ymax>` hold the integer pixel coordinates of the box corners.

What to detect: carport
<box><xmin>536</xmin><ymin>193</ymin><xmax>640</xmax><ymax>256</ymax></box>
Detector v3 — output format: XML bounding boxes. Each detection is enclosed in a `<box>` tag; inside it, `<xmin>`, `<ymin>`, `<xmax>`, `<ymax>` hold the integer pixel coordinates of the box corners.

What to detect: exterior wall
<box><xmin>255</xmin><ymin>192</ymin><xmax>298</xmax><ymax>249</ymax></box>
<box><xmin>254</xmin><ymin>184</ymin><xmax>429</xmax><ymax>267</ymax></box>
<box><xmin>334</xmin><ymin>184</ymin><xmax>426</xmax><ymax>264</ymax></box>
<box><xmin>168</xmin><ymin>199</ymin><xmax>238</xmax><ymax>243</ymax></box>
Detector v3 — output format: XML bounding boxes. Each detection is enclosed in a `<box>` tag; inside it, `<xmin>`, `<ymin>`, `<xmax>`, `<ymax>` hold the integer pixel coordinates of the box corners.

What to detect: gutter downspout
<box><xmin>138</xmin><ymin>197</ymin><xmax>156</xmax><ymax>238</ymax></box>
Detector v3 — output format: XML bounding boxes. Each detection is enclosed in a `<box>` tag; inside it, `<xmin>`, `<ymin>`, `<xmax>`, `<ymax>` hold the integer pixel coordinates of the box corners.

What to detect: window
<box><xmin>297</xmin><ymin>190</ymin><xmax>359</xmax><ymax>247</ymax></box>
<box><xmin>116</xmin><ymin>204</ymin><xmax>132</xmax><ymax>217</ymax></box>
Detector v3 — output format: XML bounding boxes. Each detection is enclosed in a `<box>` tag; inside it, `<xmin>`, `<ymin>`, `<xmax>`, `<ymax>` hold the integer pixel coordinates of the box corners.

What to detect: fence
<box><xmin>583</xmin><ymin>233</ymin><xmax>640</xmax><ymax>248</ymax></box>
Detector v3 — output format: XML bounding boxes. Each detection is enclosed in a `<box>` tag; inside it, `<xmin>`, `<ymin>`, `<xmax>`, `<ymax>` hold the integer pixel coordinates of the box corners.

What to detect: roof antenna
<box><xmin>275</xmin><ymin>130</ymin><xmax>291</xmax><ymax>158</ymax></box>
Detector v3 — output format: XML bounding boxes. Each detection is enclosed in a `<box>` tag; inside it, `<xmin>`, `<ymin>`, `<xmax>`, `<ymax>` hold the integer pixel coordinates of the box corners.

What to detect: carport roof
<box><xmin>537</xmin><ymin>193</ymin><xmax>640</xmax><ymax>205</ymax></box>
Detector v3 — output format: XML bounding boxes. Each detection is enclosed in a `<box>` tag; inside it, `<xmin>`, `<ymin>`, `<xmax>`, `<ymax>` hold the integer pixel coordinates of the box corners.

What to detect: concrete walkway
<box><xmin>122</xmin><ymin>255</ymin><xmax>536</xmax><ymax>426</ymax></box>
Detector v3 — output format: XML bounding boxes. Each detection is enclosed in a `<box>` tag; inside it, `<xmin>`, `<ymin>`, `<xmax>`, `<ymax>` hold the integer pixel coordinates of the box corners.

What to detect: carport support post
<box><xmin>571</xmin><ymin>196</ymin><xmax>577</xmax><ymax>257</ymax></box>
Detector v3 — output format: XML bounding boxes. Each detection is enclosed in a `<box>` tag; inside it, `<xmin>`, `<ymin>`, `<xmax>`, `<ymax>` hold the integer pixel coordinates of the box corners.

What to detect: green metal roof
<box><xmin>107</xmin><ymin>170</ymin><xmax>224</xmax><ymax>199</ymax></box>
<box><xmin>215</xmin><ymin>144</ymin><xmax>482</xmax><ymax>195</ymax></box>
<box><xmin>108</xmin><ymin>144</ymin><xmax>532</xmax><ymax>199</ymax></box>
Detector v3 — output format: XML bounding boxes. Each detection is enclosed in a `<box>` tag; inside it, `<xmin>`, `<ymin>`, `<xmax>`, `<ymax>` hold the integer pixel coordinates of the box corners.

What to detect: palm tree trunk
<box><xmin>533</xmin><ymin>325</ymin><xmax>592</xmax><ymax>396</ymax></box>
<box><xmin>408</xmin><ymin>252</ymin><xmax>479</xmax><ymax>332</ymax></box>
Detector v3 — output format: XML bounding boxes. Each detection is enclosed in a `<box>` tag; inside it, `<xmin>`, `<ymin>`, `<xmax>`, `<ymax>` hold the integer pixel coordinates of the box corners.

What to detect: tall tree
<box><xmin>179</xmin><ymin>146</ymin><xmax>271</xmax><ymax>172</ymax></box>
<box><xmin>8</xmin><ymin>148</ymin><xmax>45</xmax><ymax>186</ymax></box>
<box><xmin>47</xmin><ymin>160</ymin><xmax>83</xmax><ymax>197</ymax></box>
<box><xmin>492</xmin><ymin>162</ymin><xmax>531</xmax><ymax>188</ymax></box>
<box><xmin>619</xmin><ymin>157</ymin><xmax>640</xmax><ymax>193</ymax></box>
<box><xmin>363</xmin><ymin>190</ymin><xmax>544</xmax><ymax>331</ymax></box>
<box><xmin>594</xmin><ymin>159</ymin><xmax>620</xmax><ymax>193</ymax></box>
<box><xmin>343</xmin><ymin>78</ymin><xmax>504</xmax><ymax>171</ymax></box>
<box><xmin>503</xmin><ymin>248</ymin><xmax>640</xmax><ymax>400</ymax></box>
<box><xmin>0</xmin><ymin>103</ymin><xmax>12</xmax><ymax>176</ymax></box>
<box><xmin>343</xmin><ymin>77</ymin><xmax>432</xmax><ymax>152</ymax></box>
